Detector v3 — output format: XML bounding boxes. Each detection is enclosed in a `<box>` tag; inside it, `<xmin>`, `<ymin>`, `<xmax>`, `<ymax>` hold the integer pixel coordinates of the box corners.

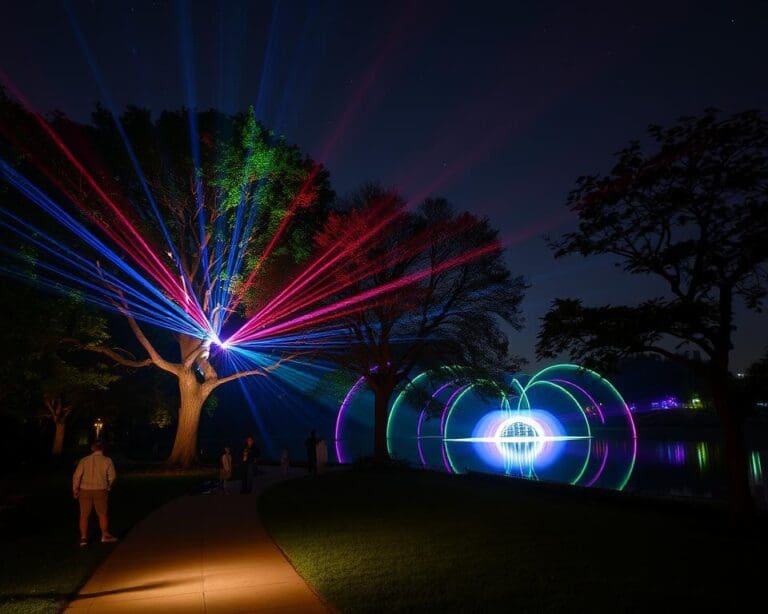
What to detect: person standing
<box><xmin>219</xmin><ymin>445</ymin><xmax>232</xmax><ymax>494</ymax></box>
<box><xmin>280</xmin><ymin>449</ymin><xmax>290</xmax><ymax>478</ymax></box>
<box><xmin>72</xmin><ymin>441</ymin><xmax>117</xmax><ymax>546</ymax></box>
<box><xmin>240</xmin><ymin>435</ymin><xmax>258</xmax><ymax>494</ymax></box>
<box><xmin>316</xmin><ymin>437</ymin><xmax>328</xmax><ymax>475</ymax></box>
<box><xmin>304</xmin><ymin>430</ymin><xmax>319</xmax><ymax>475</ymax></box>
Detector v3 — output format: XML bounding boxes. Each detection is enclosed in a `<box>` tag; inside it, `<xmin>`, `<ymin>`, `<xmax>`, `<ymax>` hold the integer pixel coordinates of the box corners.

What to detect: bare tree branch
<box><xmin>81</xmin><ymin>345</ymin><xmax>154</xmax><ymax>368</ymax></box>
<box><xmin>208</xmin><ymin>352</ymin><xmax>304</xmax><ymax>391</ymax></box>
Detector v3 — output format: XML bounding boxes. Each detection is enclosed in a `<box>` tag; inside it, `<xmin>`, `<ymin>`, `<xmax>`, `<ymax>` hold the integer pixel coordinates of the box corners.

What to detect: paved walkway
<box><xmin>66</xmin><ymin>468</ymin><xmax>330</xmax><ymax>614</ymax></box>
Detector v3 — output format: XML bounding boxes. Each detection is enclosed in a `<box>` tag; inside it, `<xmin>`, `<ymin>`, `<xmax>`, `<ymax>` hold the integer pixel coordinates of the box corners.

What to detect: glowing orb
<box><xmin>492</xmin><ymin>415</ymin><xmax>546</xmax><ymax>462</ymax></box>
<box><xmin>494</xmin><ymin>415</ymin><xmax>544</xmax><ymax>440</ymax></box>
<box><xmin>207</xmin><ymin>333</ymin><xmax>231</xmax><ymax>350</ymax></box>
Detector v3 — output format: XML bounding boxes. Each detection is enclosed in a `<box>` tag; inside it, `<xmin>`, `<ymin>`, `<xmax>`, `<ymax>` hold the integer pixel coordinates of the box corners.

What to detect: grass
<box><xmin>260</xmin><ymin>469</ymin><xmax>766</xmax><ymax>613</ymax></box>
<box><xmin>0</xmin><ymin>467</ymin><xmax>214</xmax><ymax>614</ymax></box>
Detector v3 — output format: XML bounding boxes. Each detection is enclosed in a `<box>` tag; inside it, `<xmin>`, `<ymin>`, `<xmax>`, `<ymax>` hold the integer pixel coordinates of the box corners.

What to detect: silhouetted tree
<box><xmin>317</xmin><ymin>184</ymin><xmax>526</xmax><ymax>461</ymax></box>
<box><xmin>537</xmin><ymin>109</ymin><xmax>768</xmax><ymax>514</ymax></box>
<box><xmin>0</xmin><ymin>278</ymin><xmax>117</xmax><ymax>455</ymax></box>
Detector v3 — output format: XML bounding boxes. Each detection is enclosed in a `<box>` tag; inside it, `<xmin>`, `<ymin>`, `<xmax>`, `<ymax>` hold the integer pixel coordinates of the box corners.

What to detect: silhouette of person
<box><xmin>316</xmin><ymin>437</ymin><xmax>328</xmax><ymax>474</ymax></box>
<box><xmin>240</xmin><ymin>435</ymin><xmax>259</xmax><ymax>493</ymax></box>
<box><xmin>281</xmin><ymin>449</ymin><xmax>290</xmax><ymax>477</ymax></box>
<box><xmin>219</xmin><ymin>445</ymin><xmax>232</xmax><ymax>493</ymax></box>
<box><xmin>304</xmin><ymin>430</ymin><xmax>319</xmax><ymax>475</ymax></box>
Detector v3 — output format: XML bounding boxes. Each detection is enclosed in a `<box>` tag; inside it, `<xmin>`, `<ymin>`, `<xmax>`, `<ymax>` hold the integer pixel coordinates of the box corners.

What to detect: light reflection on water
<box><xmin>347</xmin><ymin>437</ymin><xmax>767</xmax><ymax>507</ymax></box>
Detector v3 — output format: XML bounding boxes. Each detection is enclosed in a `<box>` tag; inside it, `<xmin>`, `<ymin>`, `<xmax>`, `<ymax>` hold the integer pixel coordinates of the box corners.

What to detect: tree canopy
<box><xmin>83</xmin><ymin>104</ymin><xmax>333</xmax><ymax>318</ymax></box>
<box><xmin>537</xmin><ymin>109</ymin><xmax>768</xmax><ymax>513</ymax></box>
<box><xmin>538</xmin><ymin>110</ymin><xmax>767</xmax><ymax>372</ymax></box>
<box><xmin>0</xmin><ymin>277</ymin><xmax>117</xmax><ymax>454</ymax></box>
<box><xmin>316</xmin><ymin>183</ymin><xmax>527</xmax><ymax>459</ymax></box>
<box><xmin>0</xmin><ymin>92</ymin><xmax>334</xmax><ymax>465</ymax></box>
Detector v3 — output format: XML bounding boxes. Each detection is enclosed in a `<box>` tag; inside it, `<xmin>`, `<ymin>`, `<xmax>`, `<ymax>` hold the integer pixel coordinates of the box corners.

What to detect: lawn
<box><xmin>260</xmin><ymin>469</ymin><xmax>766</xmax><ymax>613</ymax></box>
<box><xmin>0</xmin><ymin>467</ymin><xmax>214</xmax><ymax>614</ymax></box>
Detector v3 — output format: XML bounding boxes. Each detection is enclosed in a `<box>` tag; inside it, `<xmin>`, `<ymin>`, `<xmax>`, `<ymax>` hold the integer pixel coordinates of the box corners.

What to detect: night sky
<box><xmin>2</xmin><ymin>0</ymin><xmax>767</xmax><ymax>369</ymax></box>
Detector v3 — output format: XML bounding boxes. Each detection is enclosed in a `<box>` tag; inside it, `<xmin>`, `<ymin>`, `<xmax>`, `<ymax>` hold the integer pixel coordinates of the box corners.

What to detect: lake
<box><xmin>337</xmin><ymin>435</ymin><xmax>768</xmax><ymax>508</ymax></box>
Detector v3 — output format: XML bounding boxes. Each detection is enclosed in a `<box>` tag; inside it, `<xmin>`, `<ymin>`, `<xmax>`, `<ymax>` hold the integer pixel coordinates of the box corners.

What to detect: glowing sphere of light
<box><xmin>495</xmin><ymin>418</ymin><xmax>543</xmax><ymax>462</ymax></box>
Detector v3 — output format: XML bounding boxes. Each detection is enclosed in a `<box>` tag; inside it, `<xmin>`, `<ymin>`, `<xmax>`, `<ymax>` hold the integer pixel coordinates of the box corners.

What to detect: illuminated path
<box><xmin>66</xmin><ymin>468</ymin><xmax>330</xmax><ymax>614</ymax></box>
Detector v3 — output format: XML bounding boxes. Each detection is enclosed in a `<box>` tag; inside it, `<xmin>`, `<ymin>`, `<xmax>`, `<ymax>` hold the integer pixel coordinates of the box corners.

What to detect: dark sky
<box><xmin>2</xmin><ymin>0</ymin><xmax>767</xmax><ymax>370</ymax></box>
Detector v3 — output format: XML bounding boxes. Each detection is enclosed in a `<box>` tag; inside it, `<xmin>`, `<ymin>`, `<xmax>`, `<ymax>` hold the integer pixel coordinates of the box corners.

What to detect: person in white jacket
<box><xmin>72</xmin><ymin>441</ymin><xmax>117</xmax><ymax>546</ymax></box>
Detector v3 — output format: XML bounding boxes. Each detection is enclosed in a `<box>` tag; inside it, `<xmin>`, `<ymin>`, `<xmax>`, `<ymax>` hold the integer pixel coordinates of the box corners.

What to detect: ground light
<box><xmin>93</xmin><ymin>417</ymin><xmax>104</xmax><ymax>440</ymax></box>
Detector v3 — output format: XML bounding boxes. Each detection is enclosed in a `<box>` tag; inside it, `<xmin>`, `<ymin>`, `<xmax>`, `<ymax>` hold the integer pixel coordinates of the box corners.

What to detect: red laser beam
<box><xmin>0</xmin><ymin>71</ymin><xmax>210</xmax><ymax>330</ymax></box>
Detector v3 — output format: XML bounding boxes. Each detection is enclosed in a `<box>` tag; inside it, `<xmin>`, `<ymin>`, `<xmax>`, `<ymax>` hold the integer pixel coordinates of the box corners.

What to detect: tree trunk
<box><xmin>167</xmin><ymin>370</ymin><xmax>209</xmax><ymax>467</ymax></box>
<box><xmin>373</xmin><ymin>386</ymin><xmax>393</xmax><ymax>463</ymax></box>
<box><xmin>711</xmin><ymin>372</ymin><xmax>754</xmax><ymax>518</ymax></box>
<box><xmin>51</xmin><ymin>421</ymin><xmax>65</xmax><ymax>456</ymax></box>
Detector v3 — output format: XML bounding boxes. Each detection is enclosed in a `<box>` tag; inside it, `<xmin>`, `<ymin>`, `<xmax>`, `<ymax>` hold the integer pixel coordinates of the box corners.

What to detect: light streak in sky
<box><xmin>0</xmin><ymin>69</ymin><xmax>504</xmax><ymax>367</ymax></box>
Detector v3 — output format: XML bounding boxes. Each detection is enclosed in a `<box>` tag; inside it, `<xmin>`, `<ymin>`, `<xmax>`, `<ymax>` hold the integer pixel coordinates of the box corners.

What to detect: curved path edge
<box><xmin>66</xmin><ymin>467</ymin><xmax>331</xmax><ymax>614</ymax></box>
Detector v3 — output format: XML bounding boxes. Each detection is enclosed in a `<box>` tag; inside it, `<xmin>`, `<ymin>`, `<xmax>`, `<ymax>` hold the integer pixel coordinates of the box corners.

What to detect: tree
<box><xmin>90</xmin><ymin>108</ymin><xmax>332</xmax><ymax>466</ymax></box>
<box><xmin>0</xmin><ymin>99</ymin><xmax>332</xmax><ymax>467</ymax></box>
<box><xmin>316</xmin><ymin>184</ymin><xmax>526</xmax><ymax>461</ymax></box>
<box><xmin>536</xmin><ymin>109</ymin><xmax>768</xmax><ymax>514</ymax></box>
<box><xmin>0</xmin><ymin>278</ymin><xmax>117</xmax><ymax>455</ymax></box>
<box><xmin>39</xmin><ymin>349</ymin><xmax>117</xmax><ymax>456</ymax></box>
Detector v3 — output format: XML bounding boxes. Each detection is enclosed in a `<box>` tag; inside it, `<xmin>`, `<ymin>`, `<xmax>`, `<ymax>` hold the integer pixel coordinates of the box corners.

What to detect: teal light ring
<box><xmin>519</xmin><ymin>380</ymin><xmax>592</xmax><ymax>485</ymax></box>
<box><xmin>386</xmin><ymin>366</ymin><xmax>465</xmax><ymax>456</ymax></box>
<box><xmin>441</xmin><ymin>379</ymin><xmax>509</xmax><ymax>474</ymax></box>
<box><xmin>519</xmin><ymin>380</ymin><xmax>592</xmax><ymax>439</ymax></box>
<box><xmin>617</xmin><ymin>436</ymin><xmax>638</xmax><ymax>491</ymax></box>
<box><xmin>416</xmin><ymin>380</ymin><xmax>458</xmax><ymax>467</ymax></box>
<box><xmin>510</xmin><ymin>377</ymin><xmax>532</xmax><ymax>410</ymax></box>
<box><xmin>442</xmin><ymin>384</ymin><xmax>477</xmax><ymax>474</ymax></box>
<box><xmin>527</xmin><ymin>363</ymin><xmax>637</xmax><ymax>489</ymax></box>
<box><xmin>549</xmin><ymin>378</ymin><xmax>605</xmax><ymax>424</ymax></box>
<box><xmin>386</xmin><ymin>370</ymin><xmax>431</xmax><ymax>457</ymax></box>
<box><xmin>528</xmin><ymin>363</ymin><xmax>637</xmax><ymax>438</ymax></box>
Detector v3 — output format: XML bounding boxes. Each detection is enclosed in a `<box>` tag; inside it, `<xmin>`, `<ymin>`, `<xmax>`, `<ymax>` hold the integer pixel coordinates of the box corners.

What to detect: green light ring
<box><xmin>518</xmin><ymin>380</ymin><xmax>592</xmax><ymax>438</ymax></box>
<box><xmin>510</xmin><ymin>377</ymin><xmax>531</xmax><ymax>410</ymax></box>
<box><xmin>519</xmin><ymin>380</ymin><xmax>592</xmax><ymax>485</ymax></box>
<box><xmin>500</xmin><ymin>393</ymin><xmax>513</xmax><ymax>412</ymax></box>
<box><xmin>442</xmin><ymin>384</ymin><xmax>479</xmax><ymax>474</ymax></box>
<box><xmin>618</xmin><ymin>437</ymin><xmax>637</xmax><ymax>491</ymax></box>
<box><xmin>527</xmin><ymin>363</ymin><xmax>636</xmax><ymax>490</ymax></box>
<box><xmin>387</xmin><ymin>363</ymin><xmax>634</xmax><ymax>490</ymax></box>
<box><xmin>386</xmin><ymin>366</ymin><xmax>463</xmax><ymax>457</ymax></box>
<box><xmin>386</xmin><ymin>370</ymin><xmax>430</xmax><ymax>457</ymax></box>
<box><xmin>528</xmin><ymin>363</ymin><xmax>637</xmax><ymax>438</ymax></box>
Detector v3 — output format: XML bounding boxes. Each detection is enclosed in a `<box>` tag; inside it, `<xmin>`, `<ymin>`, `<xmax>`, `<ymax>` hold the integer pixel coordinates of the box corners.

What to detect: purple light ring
<box><xmin>334</xmin><ymin>375</ymin><xmax>366</xmax><ymax>464</ymax></box>
<box><xmin>549</xmin><ymin>378</ymin><xmax>606</xmax><ymax>424</ymax></box>
<box><xmin>415</xmin><ymin>381</ymin><xmax>457</xmax><ymax>468</ymax></box>
<box><xmin>440</xmin><ymin>384</ymin><xmax>473</xmax><ymax>473</ymax></box>
<box><xmin>585</xmin><ymin>441</ymin><xmax>609</xmax><ymax>487</ymax></box>
<box><xmin>416</xmin><ymin>411</ymin><xmax>427</xmax><ymax>467</ymax></box>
